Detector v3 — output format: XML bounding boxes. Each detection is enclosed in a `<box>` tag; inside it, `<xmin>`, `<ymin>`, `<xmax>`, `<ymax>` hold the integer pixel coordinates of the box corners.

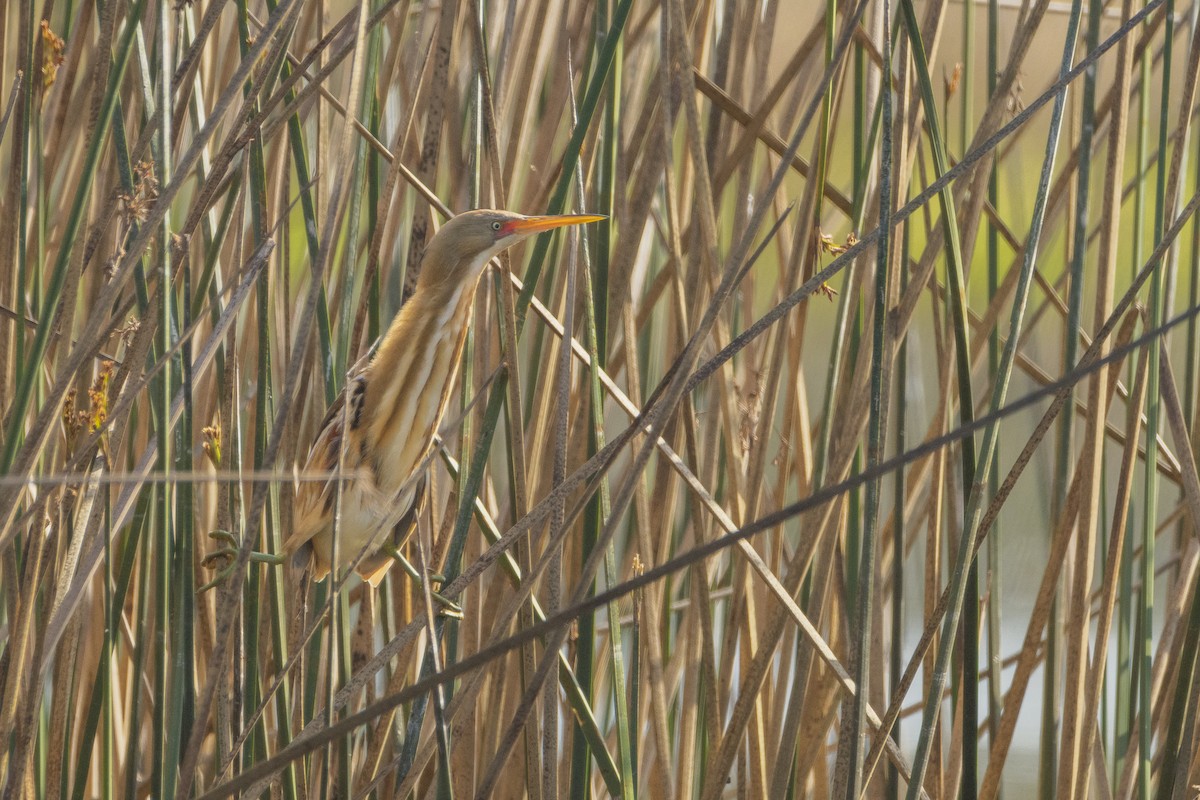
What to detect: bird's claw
<box><xmin>384</xmin><ymin>545</ymin><xmax>455</xmax><ymax>614</ymax></box>
<box><xmin>202</xmin><ymin>530</ymin><xmax>239</xmax><ymax>560</ymax></box>
<box><xmin>198</xmin><ymin>530</ymin><xmax>240</xmax><ymax>592</ymax></box>
<box><xmin>430</xmin><ymin>589</ymin><xmax>463</xmax><ymax>619</ymax></box>
<box><xmin>198</xmin><ymin>530</ymin><xmax>284</xmax><ymax>592</ymax></box>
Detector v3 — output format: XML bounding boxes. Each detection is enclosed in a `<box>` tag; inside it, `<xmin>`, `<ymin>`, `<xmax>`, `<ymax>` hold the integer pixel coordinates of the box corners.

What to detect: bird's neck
<box><xmin>364</xmin><ymin>274</ymin><xmax>481</xmax><ymax>492</ymax></box>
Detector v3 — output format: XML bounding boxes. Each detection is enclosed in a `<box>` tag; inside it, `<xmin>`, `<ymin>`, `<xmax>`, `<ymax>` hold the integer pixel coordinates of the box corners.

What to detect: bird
<box><xmin>203</xmin><ymin>209</ymin><xmax>604</xmax><ymax>592</ymax></box>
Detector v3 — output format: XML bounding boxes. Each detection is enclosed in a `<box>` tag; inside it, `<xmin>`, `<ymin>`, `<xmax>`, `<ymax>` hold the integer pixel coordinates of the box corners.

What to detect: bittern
<box><xmin>203</xmin><ymin>210</ymin><xmax>603</xmax><ymax>591</ymax></box>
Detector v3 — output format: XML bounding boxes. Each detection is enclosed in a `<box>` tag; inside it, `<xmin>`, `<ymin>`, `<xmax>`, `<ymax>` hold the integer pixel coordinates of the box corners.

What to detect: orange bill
<box><xmin>501</xmin><ymin>213</ymin><xmax>606</xmax><ymax>236</ymax></box>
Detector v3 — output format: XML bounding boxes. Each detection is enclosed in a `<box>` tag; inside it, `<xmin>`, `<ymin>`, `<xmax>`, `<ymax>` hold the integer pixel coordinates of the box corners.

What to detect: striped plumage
<box><xmin>284</xmin><ymin>209</ymin><xmax>603</xmax><ymax>586</ymax></box>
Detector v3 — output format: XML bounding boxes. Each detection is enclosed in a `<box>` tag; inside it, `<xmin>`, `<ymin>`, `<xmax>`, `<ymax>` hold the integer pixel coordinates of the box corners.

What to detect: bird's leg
<box><xmin>199</xmin><ymin>530</ymin><xmax>284</xmax><ymax>592</ymax></box>
<box><xmin>382</xmin><ymin>542</ymin><xmax>445</xmax><ymax>584</ymax></box>
<box><xmin>382</xmin><ymin>543</ymin><xmax>462</xmax><ymax>618</ymax></box>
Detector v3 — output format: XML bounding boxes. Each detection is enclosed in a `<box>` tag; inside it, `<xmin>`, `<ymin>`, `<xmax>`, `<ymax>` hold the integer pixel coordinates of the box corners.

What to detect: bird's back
<box><xmin>286</xmin><ymin>279</ymin><xmax>476</xmax><ymax>583</ymax></box>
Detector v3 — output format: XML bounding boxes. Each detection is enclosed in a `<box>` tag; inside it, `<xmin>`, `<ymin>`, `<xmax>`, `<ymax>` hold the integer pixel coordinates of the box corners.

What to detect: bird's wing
<box><xmin>359</xmin><ymin>559</ymin><xmax>391</xmax><ymax>588</ymax></box>
<box><xmin>390</xmin><ymin>471</ymin><xmax>426</xmax><ymax>551</ymax></box>
<box><xmin>360</xmin><ymin>473</ymin><xmax>427</xmax><ymax>588</ymax></box>
<box><xmin>286</xmin><ymin>374</ymin><xmax>369</xmax><ymax>556</ymax></box>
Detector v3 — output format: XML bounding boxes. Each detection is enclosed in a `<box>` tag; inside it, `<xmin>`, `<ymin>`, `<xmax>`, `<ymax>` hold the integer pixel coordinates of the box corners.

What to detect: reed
<box><xmin>1</xmin><ymin>1</ymin><xmax>1197</xmax><ymax>797</ymax></box>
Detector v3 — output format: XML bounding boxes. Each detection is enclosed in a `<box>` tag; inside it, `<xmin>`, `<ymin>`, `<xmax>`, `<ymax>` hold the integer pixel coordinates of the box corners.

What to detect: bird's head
<box><xmin>422</xmin><ymin>209</ymin><xmax>605</xmax><ymax>287</ymax></box>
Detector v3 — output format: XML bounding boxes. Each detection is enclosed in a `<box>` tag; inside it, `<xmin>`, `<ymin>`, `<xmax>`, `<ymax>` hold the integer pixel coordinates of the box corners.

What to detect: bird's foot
<box><xmin>382</xmin><ymin>543</ymin><xmax>460</xmax><ymax>618</ymax></box>
<box><xmin>198</xmin><ymin>530</ymin><xmax>283</xmax><ymax>592</ymax></box>
<box><xmin>431</xmin><ymin>590</ymin><xmax>464</xmax><ymax>620</ymax></box>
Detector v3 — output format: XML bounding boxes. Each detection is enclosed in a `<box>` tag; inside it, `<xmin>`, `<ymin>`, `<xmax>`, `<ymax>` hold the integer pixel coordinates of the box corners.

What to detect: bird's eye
<box><xmin>491</xmin><ymin>221</ymin><xmax>502</xmax><ymax>232</ymax></box>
